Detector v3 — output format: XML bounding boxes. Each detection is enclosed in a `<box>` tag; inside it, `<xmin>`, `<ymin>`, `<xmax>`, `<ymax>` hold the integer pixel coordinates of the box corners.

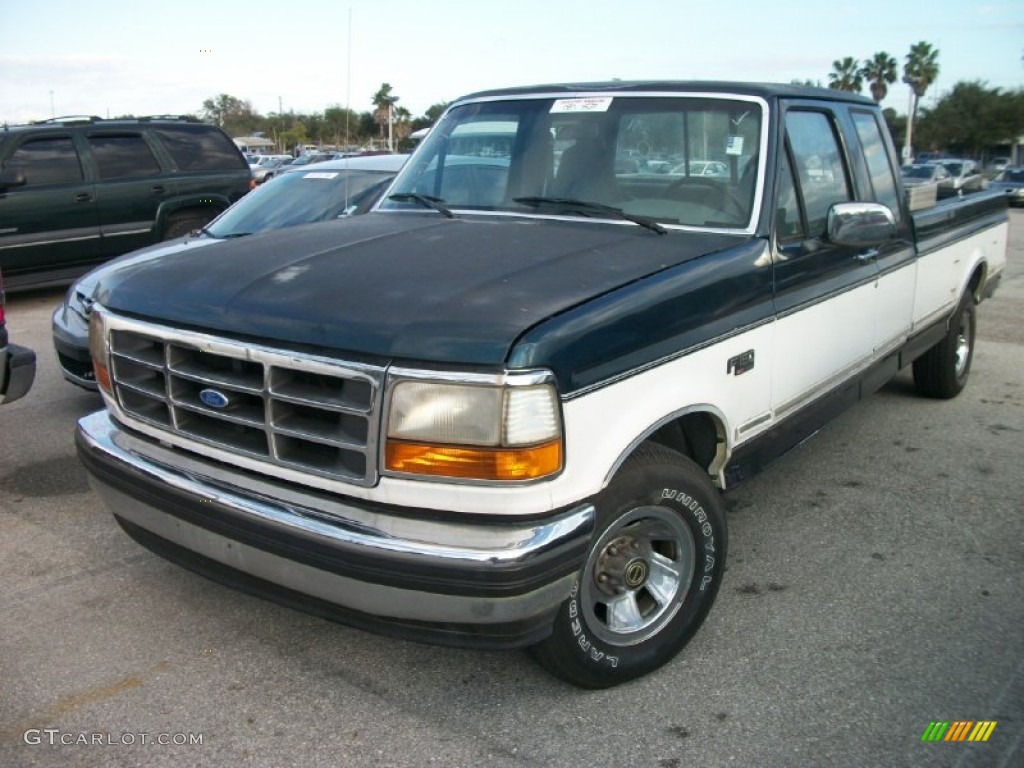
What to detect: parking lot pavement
<box><xmin>1</xmin><ymin>211</ymin><xmax>1022</xmax><ymax>768</ymax></box>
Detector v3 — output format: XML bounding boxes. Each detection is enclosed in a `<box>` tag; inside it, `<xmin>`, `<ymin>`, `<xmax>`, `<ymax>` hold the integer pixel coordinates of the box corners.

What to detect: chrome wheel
<box><xmin>581</xmin><ymin>505</ymin><xmax>696</xmax><ymax>646</ymax></box>
<box><xmin>954</xmin><ymin>309</ymin><xmax>972</xmax><ymax>379</ymax></box>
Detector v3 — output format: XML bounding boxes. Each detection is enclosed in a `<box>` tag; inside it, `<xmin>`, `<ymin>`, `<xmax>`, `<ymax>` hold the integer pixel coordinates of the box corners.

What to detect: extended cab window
<box><xmin>851</xmin><ymin>110</ymin><xmax>900</xmax><ymax>221</ymax></box>
<box><xmin>88</xmin><ymin>135</ymin><xmax>161</xmax><ymax>179</ymax></box>
<box><xmin>4</xmin><ymin>137</ymin><xmax>83</xmax><ymax>186</ymax></box>
<box><xmin>784</xmin><ymin>111</ymin><xmax>851</xmax><ymax>236</ymax></box>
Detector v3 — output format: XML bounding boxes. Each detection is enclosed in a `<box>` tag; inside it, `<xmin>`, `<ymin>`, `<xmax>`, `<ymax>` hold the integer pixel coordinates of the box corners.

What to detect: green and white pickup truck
<box><xmin>76</xmin><ymin>82</ymin><xmax>1007</xmax><ymax>687</ymax></box>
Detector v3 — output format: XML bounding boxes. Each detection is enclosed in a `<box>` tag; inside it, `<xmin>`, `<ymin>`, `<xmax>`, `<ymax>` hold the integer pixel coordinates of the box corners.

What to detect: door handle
<box><xmin>73</xmin><ymin>193</ymin><xmax>92</xmax><ymax>203</ymax></box>
<box><xmin>151</xmin><ymin>185</ymin><xmax>166</xmax><ymax>195</ymax></box>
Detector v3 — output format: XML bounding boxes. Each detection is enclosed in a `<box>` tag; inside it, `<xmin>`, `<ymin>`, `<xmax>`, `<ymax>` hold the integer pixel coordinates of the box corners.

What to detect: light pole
<box><xmin>49</xmin><ymin>90</ymin><xmax>55</xmax><ymax>119</ymax></box>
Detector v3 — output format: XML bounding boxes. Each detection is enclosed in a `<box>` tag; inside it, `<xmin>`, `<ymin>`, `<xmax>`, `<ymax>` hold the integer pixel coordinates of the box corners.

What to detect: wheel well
<box><xmin>646</xmin><ymin>411</ymin><xmax>727</xmax><ymax>484</ymax></box>
<box><xmin>166</xmin><ymin>206</ymin><xmax>218</xmax><ymax>223</ymax></box>
<box><xmin>968</xmin><ymin>263</ymin><xmax>985</xmax><ymax>303</ymax></box>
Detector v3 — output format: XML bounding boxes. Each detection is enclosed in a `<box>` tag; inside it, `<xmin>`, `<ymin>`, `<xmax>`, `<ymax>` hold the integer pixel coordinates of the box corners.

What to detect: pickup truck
<box><xmin>75</xmin><ymin>82</ymin><xmax>1008</xmax><ymax>688</ymax></box>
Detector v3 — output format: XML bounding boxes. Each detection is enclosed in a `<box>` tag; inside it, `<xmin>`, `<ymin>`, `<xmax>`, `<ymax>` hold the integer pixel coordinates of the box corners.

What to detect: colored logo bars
<box><xmin>921</xmin><ymin>721</ymin><xmax>997</xmax><ymax>742</ymax></box>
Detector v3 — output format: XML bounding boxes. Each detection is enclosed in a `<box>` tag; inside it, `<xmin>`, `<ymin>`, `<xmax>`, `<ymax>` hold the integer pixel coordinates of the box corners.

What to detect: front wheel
<box><xmin>913</xmin><ymin>293</ymin><xmax>976</xmax><ymax>399</ymax></box>
<box><xmin>531</xmin><ymin>445</ymin><xmax>727</xmax><ymax>688</ymax></box>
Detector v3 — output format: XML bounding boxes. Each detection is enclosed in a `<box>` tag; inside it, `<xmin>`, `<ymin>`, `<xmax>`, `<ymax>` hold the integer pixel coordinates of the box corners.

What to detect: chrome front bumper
<box><xmin>76</xmin><ymin>410</ymin><xmax>594</xmax><ymax>648</ymax></box>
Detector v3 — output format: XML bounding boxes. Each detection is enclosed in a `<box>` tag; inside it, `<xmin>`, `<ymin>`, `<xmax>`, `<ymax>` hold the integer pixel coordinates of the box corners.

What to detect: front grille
<box><xmin>108</xmin><ymin>324</ymin><xmax>384</xmax><ymax>487</ymax></box>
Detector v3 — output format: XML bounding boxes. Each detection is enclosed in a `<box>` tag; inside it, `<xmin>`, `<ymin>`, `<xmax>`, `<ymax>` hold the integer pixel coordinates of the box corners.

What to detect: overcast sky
<box><xmin>1</xmin><ymin>0</ymin><xmax>1021</xmax><ymax>126</ymax></box>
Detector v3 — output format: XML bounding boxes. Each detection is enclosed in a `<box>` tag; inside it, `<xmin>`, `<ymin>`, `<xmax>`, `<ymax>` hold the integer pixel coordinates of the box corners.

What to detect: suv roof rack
<box><xmin>133</xmin><ymin>114</ymin><xmax>201</xmax><ymax>123</ymax></box>
<box><xmin>30</xmin><ymin>115</ymin><xmax>104</xmax><ymax>125</ymax></box>
<box><xmin>24</xmin><ymin>114</ymin><xmax>201</xmax><ymax>128</ymax></box>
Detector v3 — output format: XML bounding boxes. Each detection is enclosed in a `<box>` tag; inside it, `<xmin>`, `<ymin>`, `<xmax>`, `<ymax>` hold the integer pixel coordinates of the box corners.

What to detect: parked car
<box><xmin>938</xmin><ymin>159</ymin><xmax>985</xmax><ymax>195</ymax></box>
<box><xmin>0</xmin><ymin>268</ymin><xmax>36</xmax><ymax>405</ymax></box>
<box><xmin>0</xmin><ymin>116</ymin><xmax>252</xmax><ymax>291</ymax></box>
<box><xmin>250</xmin><ymin>154</ymin><xmax>293</xmax><ymax>184</ymax></box>
<box><xmin>901</xmin><ymin>162</ymin><xmax>952</xmax><ymax>190</ymax></box>
<box><xmin>52</xmin><ymin>153</ymin><xmax>407</xmax><ymax>389</ymax></box>
<box><xmin>988</xmin><ymin>157</ymin><xmax>1010</xmax><ymax>173</ymax></box>
<box><xmin>989</xmin><ymin>167</ymin><xmax>1024</xmax><ymax>206</ymax></box>
<box><xmin>287</xmin><ymin>153</ymin><xmax>336</xmax><ymax>167</ymax></box>
<box><xmin>671</xmin><ymin>159</ymin><xmax>730</xmax><ymax>177</ymax></box>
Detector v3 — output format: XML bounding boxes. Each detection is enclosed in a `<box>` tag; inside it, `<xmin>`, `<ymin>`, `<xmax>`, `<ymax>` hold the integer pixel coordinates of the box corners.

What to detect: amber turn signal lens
<box><xmin>385</xmin><ymin>439</ymin><xmax>562</xmax><ymax>481</ymax></box>
<box><xmin>93</xmin><ymin>361</ymin><xmax>112</xmax><ymax>394</ymax></box>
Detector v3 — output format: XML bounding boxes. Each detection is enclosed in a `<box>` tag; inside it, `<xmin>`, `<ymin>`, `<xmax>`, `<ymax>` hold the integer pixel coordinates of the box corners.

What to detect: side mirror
<box><xmin>827</xmin><ymin>202</ymin><xmax>896</xmax><ymax>248</ymax></box>
<box><xmin>0</xmin><ymin>168</ymin><xmax>27</xmax><ymax>192</ymax></box>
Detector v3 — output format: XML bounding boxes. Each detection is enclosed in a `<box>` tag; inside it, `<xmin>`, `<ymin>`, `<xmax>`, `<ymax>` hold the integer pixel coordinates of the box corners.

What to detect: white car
<box><xmin>671</xmin><ymin>160</ymin><xmax>729</xmax><ymax>177</ymax></box>
<box><xmin>938</xmin><ymin>159</ymin><xmax>984</xmax><ymax>195</ymax></box>
<box><xmin>249</xmin><ymin>154</ymin><xmax>294</xmax><ymax>183</ymax></box>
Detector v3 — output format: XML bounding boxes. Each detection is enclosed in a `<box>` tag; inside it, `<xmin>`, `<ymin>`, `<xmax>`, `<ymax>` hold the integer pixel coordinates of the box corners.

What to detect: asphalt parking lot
<box><xmin>1</xmin><ymin>210</ymin><xmax>1022</xmax><ymax>768</ymax></box>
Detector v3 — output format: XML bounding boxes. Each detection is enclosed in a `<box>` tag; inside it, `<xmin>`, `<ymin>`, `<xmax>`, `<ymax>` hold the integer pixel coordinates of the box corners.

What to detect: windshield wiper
<box><xmin>388</xmin><ymin>192</ymin><xmax>454</xmax><ymax>218</ymax></box>
<box><xmin>197</xmin><ymin>227</ymin><xmax>250</xmax><ymax>239</ymax></box>
<box><xmin>514</xmin><ymin>196</ymin><xmax>667</xmax><ymax>235</ymax></box>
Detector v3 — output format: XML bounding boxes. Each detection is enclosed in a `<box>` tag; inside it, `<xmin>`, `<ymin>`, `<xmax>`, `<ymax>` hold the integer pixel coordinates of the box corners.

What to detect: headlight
<box><xmin>384</xmin><ymin>374</ymin><xmax>562</xmax><ymax>482</ymax></box>
<box><xmin>88</xmin><ymin>306</ymin><xmax>113</xmax><ymax>395</ymax></box>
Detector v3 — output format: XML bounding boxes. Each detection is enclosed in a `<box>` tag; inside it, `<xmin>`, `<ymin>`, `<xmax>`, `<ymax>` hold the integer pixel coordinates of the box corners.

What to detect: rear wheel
<box><xmin>913</xmin><ymin>293</ymin><xmax>976</xmax><ymax>399</ymax></box>
<box><xmin>531</xmin><ymin>444</ymin><xmax>727</xmax><ymax>688</ymax></box>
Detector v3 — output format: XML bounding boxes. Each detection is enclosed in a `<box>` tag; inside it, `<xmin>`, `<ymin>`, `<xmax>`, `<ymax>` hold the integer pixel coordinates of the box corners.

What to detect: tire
<box><xmin>531</xmin><ymin>444</ymin><xmax>727</xmax><ymax>688</ymax></box>
<box><xmin>912</xmin><ymin>293</ymin><xmax>976</xmax><ymax>399</ymax></box>
<box><xmin>162</xmin><ymin>211</ymin><xmax>214</xmax><ymax>241</ymax></box>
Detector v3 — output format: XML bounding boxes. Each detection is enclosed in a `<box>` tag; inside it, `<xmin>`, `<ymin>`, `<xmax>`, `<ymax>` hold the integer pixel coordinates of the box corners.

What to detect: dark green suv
<box><xmin>0</xmin><ymin>116</ymin><xmax>251</xmax><ymax>290</ymax></box>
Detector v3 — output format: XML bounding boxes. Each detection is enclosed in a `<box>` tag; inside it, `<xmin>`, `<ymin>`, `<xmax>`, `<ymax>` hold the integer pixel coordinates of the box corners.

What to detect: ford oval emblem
<box><xmin>199</xmin><ymin>388</ymin><xmax>230</xmax><ymax>409</ymax></box>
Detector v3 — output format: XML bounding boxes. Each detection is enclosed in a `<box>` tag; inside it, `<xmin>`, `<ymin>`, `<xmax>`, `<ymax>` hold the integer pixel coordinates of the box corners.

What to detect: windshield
<box><xmin>997</xmin><ymin>169</ymin><xmax>1024</xmax><ymax>182</ymax></box>
<box><xmin>941</xmin><ymin>162</ymin><xmax>964</xmax><ymax>176</ymax></box>
<box><xmin>381</xmin><ymin>95</ymin><xmax>765</xmax><ymax>230</ymax></box>
<box><xmin>206</xmin><ymin>168</ymin><xmax>395</xmax><ymax>236</ymax></box>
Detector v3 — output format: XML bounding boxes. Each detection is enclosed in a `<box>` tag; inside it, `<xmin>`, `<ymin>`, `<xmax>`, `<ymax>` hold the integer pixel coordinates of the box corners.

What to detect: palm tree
<box><xmin>859</xmin><ymin>52</ymin><xmax>898</xmax><ymax>103</ymax></box>
<box><xmin>903</xmin><ymin>41</ymin><xmax>940</xmax><ymax>121</ymax></box>
<box><xmin>902</xmin><ymin>41</ymin><xmax>940</xmax><ymax>160</ymax></box>
<box><xmin>828</xmin><ymin>57</ymin><xmax>863</xmax><ymax>93</ymax></box>
<box><xmin>371</xmin><ymin>83</ymin><xmax>399</xmax><ymax>143</ymax></box>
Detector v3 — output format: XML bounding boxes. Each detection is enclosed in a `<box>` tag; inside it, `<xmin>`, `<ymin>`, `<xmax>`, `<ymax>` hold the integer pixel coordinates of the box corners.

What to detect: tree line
<box><xmin>198</xmin><ymin>50</ymin><xmax>1023</xmax><ymax>162</ymax></box>
<box><xmin>199</xmin><ymin>84</ymin><xmax>448</xmax><ymax>153</ymax></box>
<box><xmin>822</xmin><ymin>41</ymin><xmax>1024</xmax><ymax>162</ymax></box>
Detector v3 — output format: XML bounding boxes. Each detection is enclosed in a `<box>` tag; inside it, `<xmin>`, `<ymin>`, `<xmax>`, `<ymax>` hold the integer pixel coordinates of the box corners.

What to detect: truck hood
<box><xmin>97</xmin><ymin>213</ymin><xmax>745</xmax><ymax>365</ymax></box>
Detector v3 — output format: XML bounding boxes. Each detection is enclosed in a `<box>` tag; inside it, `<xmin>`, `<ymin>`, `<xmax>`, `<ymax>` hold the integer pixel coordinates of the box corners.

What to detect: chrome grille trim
<box><xmin>103</xmin><ymin>312</ymin><xmax>385</xmax><ymax>487</ymax></box>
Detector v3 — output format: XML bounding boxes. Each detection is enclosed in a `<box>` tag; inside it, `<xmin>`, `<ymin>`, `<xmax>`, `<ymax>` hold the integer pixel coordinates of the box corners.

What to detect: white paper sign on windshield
<box><xmin>550</xmin><ymin>97</ymin><xmax>614</xmax><ymax>114</ymax></box>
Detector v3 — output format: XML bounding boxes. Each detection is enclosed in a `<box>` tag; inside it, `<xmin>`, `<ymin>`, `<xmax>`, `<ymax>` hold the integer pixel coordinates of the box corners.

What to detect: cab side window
<box><xmin>4</xmin><ymin>137</ymin><xmax>83</xmax><ymax>186</ymax></box>
<box><xmin>784</xmin><ymin>111</ymin><xmax>851</xmax><ymax>237</ymax></box>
